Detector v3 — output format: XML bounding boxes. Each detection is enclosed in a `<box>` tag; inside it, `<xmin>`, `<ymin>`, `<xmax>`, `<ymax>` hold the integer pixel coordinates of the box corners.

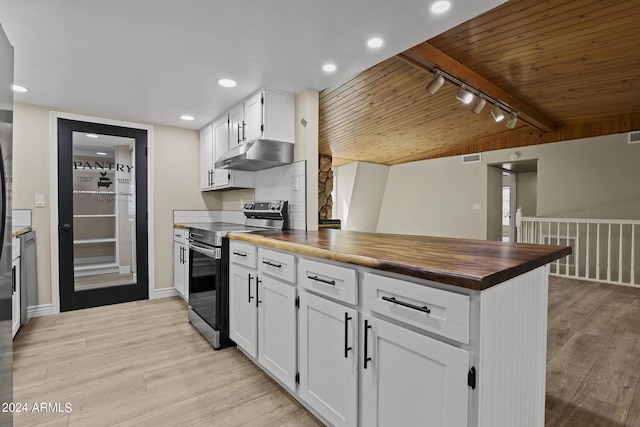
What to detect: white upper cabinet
<box><xmin>212</xmin><ymin>116</ymin><xmax>230</xmax><ymax>188</ymax></box>
<box><xmin>199</xmin><ymin>123</ymin><xmax>213</xmax><ymax>190</ymax></box>
<box><xmin>228</xmin><ymin>88</ymin><xmax>295</xmax><ymax>147</ymax></box>
<box><xmin>229</xmin><ymin>103</ymin><xmax>245</xmax><ymax>148</ymax></box>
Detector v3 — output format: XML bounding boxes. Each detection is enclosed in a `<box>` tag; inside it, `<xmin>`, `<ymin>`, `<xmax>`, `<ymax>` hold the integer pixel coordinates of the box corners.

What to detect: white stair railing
<box><xmin>517</xmin><ymin>215</ymin><xmax>640</xmax><ymax>286</ymax></box>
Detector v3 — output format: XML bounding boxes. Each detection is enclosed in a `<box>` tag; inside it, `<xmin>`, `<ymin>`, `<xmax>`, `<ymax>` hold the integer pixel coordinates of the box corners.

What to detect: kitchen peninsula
<box><xmin>227</xmin><ymin>229</ymin><xmax>571</xmax><ymax>427</ymax></box>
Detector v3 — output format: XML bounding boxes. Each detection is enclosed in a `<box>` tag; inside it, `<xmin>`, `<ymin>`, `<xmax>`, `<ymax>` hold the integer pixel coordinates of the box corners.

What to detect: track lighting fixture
<box><xmin>426</xmin><ymin>67</ymin><xmax>521</xmax><ymax>129</ymax></box>
<box><xmin>426</xmin><ymin>70</ymin><xmax>445</xmax><ymax>95</ymax></box>
<box><xmin>491</xmin><ymin>104</ymin><xmax>505</xmax><ymax>122</ymax></box>
<box><xmin>456</xmin><ymin>85</ymin><xmax>473</xmax><ymax>104</ymax></box>
<box><xmin>472</xmin><ymin>96</ymin><xmax>486</xmax><ymax>114</ymax></box>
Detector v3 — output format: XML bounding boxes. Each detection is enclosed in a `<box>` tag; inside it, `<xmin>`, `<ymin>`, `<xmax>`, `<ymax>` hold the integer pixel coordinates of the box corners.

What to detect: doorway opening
<box><xmin>57</xmin><ymin>118</ymin><xmax>148</xmax><ymax>311</ymax></box>
<box><xmin>488</xmin><ymin>159</ymin><xmax>538</xmax><ymax>242</ymax></box>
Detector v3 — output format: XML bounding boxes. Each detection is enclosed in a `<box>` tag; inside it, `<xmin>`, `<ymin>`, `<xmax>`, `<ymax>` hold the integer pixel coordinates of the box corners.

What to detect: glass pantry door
<box><xmin>57</xmin><ymin>119</ymin><xmax>148</xmax><ymax>311</ymax></box>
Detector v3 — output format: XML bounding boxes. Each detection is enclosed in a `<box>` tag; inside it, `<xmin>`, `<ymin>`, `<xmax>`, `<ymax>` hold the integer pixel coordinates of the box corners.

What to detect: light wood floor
<box><xmin>12</xmin><ymin>276</ymin><xmax>640</xmax><ymax>426</ymax></box>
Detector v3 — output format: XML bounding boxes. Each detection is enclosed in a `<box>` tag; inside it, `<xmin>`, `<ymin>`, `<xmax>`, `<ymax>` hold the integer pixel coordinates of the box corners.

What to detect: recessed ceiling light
<box><xmin>322</xmin><ymin>63</ymin><xmax>337</xmax><ymax>72</ymax></box>
<box><xmin>96</xmin><ymin>152</ymin><xmax>107</xmax><ymax>156</ymax></box>
<box><xmin>367</xmin><ymin>38</ymin><xmax>384</xmax><ymax>48</ymax></box>
<box><xmin>431</xmin><ymin>0</ymin><xmax>451</xmax><ymax>14</ymax></box>
<box><xmin>12</xmin><ymin>84</ymin><xmax>29</xmax><ymax>92</ymax></box>
<box><xmin>86</xmin><ymin>133</ymin><xmax>99</xmax><ymax>138</ymax></box>
<box><xmin>217</xmin><ymin>78</ymin><xmax>237</xmax><ymax>88</ymax></box>
<box><xmin>180</xmin><ymin>115</ymin><xmax>195</xmax><ymax>121</ymax></box>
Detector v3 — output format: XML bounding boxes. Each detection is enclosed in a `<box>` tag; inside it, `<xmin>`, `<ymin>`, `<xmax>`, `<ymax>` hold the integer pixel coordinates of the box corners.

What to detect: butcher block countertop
<box><xmin>227</xmin><ymin>229</ymin><xmax>572</xmax><ymax>291</ymax></box>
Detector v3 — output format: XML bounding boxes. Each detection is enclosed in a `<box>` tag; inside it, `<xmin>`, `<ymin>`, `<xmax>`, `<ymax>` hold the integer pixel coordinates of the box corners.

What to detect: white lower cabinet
<box><xmin>173</xmin><ymin>229</ymin><xmax>189</xmax><ymax>300</ymax></box>
<box><xmin>12</xmin><ymin>251</ymin><xmax>20</xmax><ymax>338</ymax></box>
<box><xmin>229</xmin><ymin>262</ymin><xmax>258</xmax><ymax>358</ymax></box>
<box><xmin>361</xmin><ymin>315</ymin><xmax>469</xmax><ymax>427</ymax></box>
<box><xmin>299</xmin><ymin>291</ymin><xmax>358</xmax><ymax>427</ymax></box>
<box><xmin>258</xmin><ymin>274</ymin><xmax>297</xmax><ymax>390</ymax></box>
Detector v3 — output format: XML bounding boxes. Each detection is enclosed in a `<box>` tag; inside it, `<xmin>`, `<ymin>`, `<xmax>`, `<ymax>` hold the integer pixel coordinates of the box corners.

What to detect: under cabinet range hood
<box><xmin>215</xmin><ymin>139</ymin><xmax>294</xmax><ymax>171</ymax></box>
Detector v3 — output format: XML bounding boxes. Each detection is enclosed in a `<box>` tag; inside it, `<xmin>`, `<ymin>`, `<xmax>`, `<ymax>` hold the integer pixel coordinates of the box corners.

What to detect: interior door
<box><xmin>57</xmin><ymin>118</ymin><xmax>148</xmax><ymax>311</ymax></box>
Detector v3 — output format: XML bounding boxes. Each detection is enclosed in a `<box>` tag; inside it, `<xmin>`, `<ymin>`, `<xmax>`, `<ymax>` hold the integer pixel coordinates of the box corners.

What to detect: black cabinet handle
<box><xmin>237</xmin><ymin>123</ymin><xmax>241</xmax><ymax>144</ymax></box>
<box><xmin>364</xmin><ymin>320</ymin><xmax>372</xmax><ymax>369</ymax></box>
<box><xmin>242</xmin><ymin>121</ymin><xmax>246</xmax><ymax>141</ymax></box>
<box><xmin>248</xmin><ymin>274</ymin><xmax>253</xmax><ymax>303</ymax></box>
<box><xmin>307</xmin><ymin>275</ymin><xmax>335</xmax><ymax>286</ymax></box>
<box><xmin>381</xmin><ymin>296</ymin><xmax>431</xmax><ymax>314</ymax></box>
<box><xmin>344</xmin><ymin>313</ymin><xmax>352</xmax><ymax>358</ymax></box>
<box><xmin>263</xmin><ymin>260</ymin><xmax>282</xmax><ymax>269</ymax></box>
<box><xmin>256</xmin><ymin>277</ymin><xmax>262</xmax><ymax>307</ymax></box>
<box><xmin>233</xmin><ymin>251</ymin><xmax>247</xmax><ymax>257</ymax></box>
<box><xmin>12</xmin><ymin>265</ymin><xmax>15</xmax><ymax>293</ymax></box>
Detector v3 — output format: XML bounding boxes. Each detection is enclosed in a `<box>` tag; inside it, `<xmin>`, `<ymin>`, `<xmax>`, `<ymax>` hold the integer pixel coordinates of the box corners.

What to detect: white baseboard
<box><xmin>28</xmin><ymin>304</ymin><xmax>54</xmax><ymax>318</ymax></box>
<box><xmin>153</xmin><ymin>287</ymin><xmax>179</xmax><ymax>299</ymax></box>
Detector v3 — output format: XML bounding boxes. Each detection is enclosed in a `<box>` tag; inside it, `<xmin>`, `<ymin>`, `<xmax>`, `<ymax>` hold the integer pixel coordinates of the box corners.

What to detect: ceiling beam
<box><xmin>398</xmin><ymin>42</ymin><xmax>557</xmax><ymax>133</ymax></box>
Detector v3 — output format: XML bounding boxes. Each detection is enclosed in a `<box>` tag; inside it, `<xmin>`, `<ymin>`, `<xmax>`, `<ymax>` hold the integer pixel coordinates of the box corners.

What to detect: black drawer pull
<box><xmin>263</xmin><ymin>260</ymin><xmax>282</xmax><ymax>268</ymax></box>
<box><xmin>364</xmin><ymin>320</ymin><xmax>372</xmax><ymax>369</ymax></box>
<box><xmin>307</xmin><ymin>275</ymin><xmax>336</xmax><ymax>286</ymax></box>
<box><xmin>344</xmin><ymin>313</ymin><xmax>352</xmax><ymax>359</ymax></box>
<box><xmin>233</xmin><ymin>251</ymin><xmax>247</xmax><ymax>257</ymax></box>
<box><xmin>382</xmin><ymin>296</ymin><xmax>431</xmax><ymax>314</ymax></box>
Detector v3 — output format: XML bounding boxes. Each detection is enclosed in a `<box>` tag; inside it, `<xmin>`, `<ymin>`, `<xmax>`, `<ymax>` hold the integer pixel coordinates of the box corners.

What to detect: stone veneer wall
<box><xmin>318</xmin><ymin>154</ymin><xmax>333</xmax><ymax>220</ymax></box>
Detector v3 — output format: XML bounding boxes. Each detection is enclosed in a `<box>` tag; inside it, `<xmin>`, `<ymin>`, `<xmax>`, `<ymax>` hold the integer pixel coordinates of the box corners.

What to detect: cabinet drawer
<box><xmin>258</xmin><ymin>248</ymin><xmax>296</xmax><ymax>284</ymax></box>
<box><xmin>299</xmin><ymin>258</ymin><xmax>358</xmax><ymax>305</ymax></box>
<box><xmin>363</xmin><ymin>273</ymin><xmax>469</xmax><ymax>344</ymax></box>
<box><xmin>230</xmin><ymin>241</ymin><xmax>257</xmax><ymax>268</ymax></box>
<box><xmin>173</xmin><ymin>228</ymin><xmax>186</xmax><ymax>243</ymax></box>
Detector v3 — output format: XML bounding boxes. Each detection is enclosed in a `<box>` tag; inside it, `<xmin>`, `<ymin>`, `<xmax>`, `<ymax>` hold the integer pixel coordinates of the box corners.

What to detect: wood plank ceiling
<box><xmin>319</xmin><ymin>0</ymin><xmax>640</xmax><ymax>166</ymax></box>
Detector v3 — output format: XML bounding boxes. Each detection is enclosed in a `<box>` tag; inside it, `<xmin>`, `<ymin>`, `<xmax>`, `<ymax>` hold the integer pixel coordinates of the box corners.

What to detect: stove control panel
<box><xmin>243</xmin><ymin>200</ymin><xmax>288</xmax><ymax>219</ymax></box>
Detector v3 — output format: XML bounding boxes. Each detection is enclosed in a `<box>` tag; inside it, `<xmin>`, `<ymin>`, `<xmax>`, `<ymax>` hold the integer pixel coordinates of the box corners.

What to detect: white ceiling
<box><xmin>0</xmin><ymin>0</ymin><xmax>505</xmax><ymax>130</ymax></box>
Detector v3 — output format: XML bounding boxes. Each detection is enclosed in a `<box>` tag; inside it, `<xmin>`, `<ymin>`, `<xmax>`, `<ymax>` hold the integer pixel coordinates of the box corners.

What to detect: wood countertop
<box><xmin>227</xmin><ymin>229</ymin><xmax>572</xmax><ymax>291</ymax></box>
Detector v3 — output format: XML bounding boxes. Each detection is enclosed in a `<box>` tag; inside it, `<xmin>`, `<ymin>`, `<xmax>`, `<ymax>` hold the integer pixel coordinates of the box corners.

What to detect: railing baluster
<box><xmin>566</xmin><ymin>222</ymin><xmax>570</xmax><ymax>276</ymax></box>
<box><xmin>607</xmin><ymin>223</ymin><xmax>612</xmax><ymax>282</ymax></box>
<box><xmin>586</xmin><ymin>223</ymin><xmax>590</xmax><ymax>280</ymax></box>
<box><xmin>575</xmin><ymin>222</ymin><xmax>580</xmax><ymax>278</ymax></box>
<box><xmin>632</xmin><ymin>224</ymin><xmax>636</xmax><ymax>286</ymax></box>
<box><xmin>596</xmin><ymin>223</ymin><xmax>600</xmax><ymax>281</ymax></box>
<box><xmin>619</xmin><ymin>224</ymin><xmax>624</xmax><ymax>283</ymax></box>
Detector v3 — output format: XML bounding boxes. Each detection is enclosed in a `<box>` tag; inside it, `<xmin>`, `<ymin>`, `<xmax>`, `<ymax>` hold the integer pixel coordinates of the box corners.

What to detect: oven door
<box><xmin>188</xmin><ymin>241</ymin><xmax>221</xmax><ymax>330</ymax></box>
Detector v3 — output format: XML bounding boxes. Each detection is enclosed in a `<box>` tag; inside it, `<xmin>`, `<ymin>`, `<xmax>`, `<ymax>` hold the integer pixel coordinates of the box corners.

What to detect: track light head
<box><xmin>491</xmin><ymin>104</ymin><xmax>505</xmax><ymax>122</ymax></box>
<box><xmin>472</xmin><ymin>96</ymin><xmax>486</xmax><ymax>114</ymax></box>
<box><xmin>426</xmin><ymin>70</ymin><xmax>445</xmax><ymax>95</ymax></box>
<box><xmin>456</xmin><ymin>85</ymin><xmax>474</xmax><ymax>104</ymax></box>
<box><xmin>506</xmin><ymin>112</ymin><xmax>518</xmax><ymax>129</ymax></box>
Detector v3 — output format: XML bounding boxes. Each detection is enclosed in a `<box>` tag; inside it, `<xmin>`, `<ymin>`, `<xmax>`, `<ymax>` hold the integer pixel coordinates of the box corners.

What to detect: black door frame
<box><xmin>58</xmin><ymin>118</ymin><xmax>148</xmax><ymax>311</ymax></box>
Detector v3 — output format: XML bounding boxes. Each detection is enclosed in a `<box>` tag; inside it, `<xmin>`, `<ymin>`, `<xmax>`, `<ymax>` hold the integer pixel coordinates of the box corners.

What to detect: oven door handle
<box><xmin>188</xmin><ymin>241</ymin><xmax>221</xmax><ymax>259</ymax></box>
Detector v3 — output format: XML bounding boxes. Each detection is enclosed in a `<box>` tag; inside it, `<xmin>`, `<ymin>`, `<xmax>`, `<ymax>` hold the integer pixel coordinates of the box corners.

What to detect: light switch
<box><xmin>35</xmin><ymin>194</ymin><xmax>45</xmax><ymax>207</ymax></box>
<box><xmin>473</xmin><ymin>203</ymin><xmax>481</xmax><ymax>210</ymax></box>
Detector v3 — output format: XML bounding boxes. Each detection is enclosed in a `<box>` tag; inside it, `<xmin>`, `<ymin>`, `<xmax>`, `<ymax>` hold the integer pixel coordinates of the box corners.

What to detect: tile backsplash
<box><xmin>255</xmin><ymin>161</ymin><xmax>306</xmax><ymax>231</ymax></box>
<box><xmin>174</xmin><ymin>160</ymin><xmax>307</xmax><ymax>231</ymax></box>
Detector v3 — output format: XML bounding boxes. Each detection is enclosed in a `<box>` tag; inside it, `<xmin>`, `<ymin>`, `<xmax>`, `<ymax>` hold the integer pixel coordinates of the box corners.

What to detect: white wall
<box><xmin>294</xmin><ymin>90</ymin><xmax>319</xmax><ymax>231</ymax></box>
<box><xmin>334</xmin><ymin>161</ymin><xmax>389</xmax><ymax>232</ymax></box>
<box><xmin>376</xmin><ymin>132</ymin><xmax>640</xmax><ymax>239</ymax></box>
<box><xmin>12</xmin><ymin>103</ymin><xmax>219</xmax><ymax>305</ymax></box>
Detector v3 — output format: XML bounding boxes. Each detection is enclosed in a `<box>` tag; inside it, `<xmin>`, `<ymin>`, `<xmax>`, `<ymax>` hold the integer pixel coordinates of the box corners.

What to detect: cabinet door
<box><xmin>199</xmin><ymin>124</ymin><xmax>214</xmax><ymax>190</ymax></box>
<box><xmin>212</xmin><ymin>115</ymin><xmax>230</xmax><ymax>188</ymax></box>
<box><xmin>182</xmin><ymin>243</ymin><xmax>189</xmax><ymax>301</ymax></box>
<box><xmin>173</xmin><ymin>241</ymin><xmax>185</xmax><ymax>297</ymax></box>
<box><xmin>361</xmin><ymin>316</ymin><xmax>469</xmax><ymax>427</ymax></box>
<box><xmin>12</xmin><ymin>257</ymin><xmax>20</xmax><ymax>338</ymax></box>
<box><xmin>258</xmin><ymin>275</ymin><xmax>297</xmax><ymax>391</ymax></box>
<box><xmin>244</xmin><ymin>91</ymin><xmax>263</xmax><ymax>143</ymax></box>
<box><xmin>228</xmin><ymin>103</ymin><xmax>244</xmax><ymax>147</ymax></box>
<box><xmin>299</xmin><ymin>292</ymin><xmax>358</xmax><ymax>427</ymax></box>
<box><xmin>229</xmin><ymin>263</ymin><xmax>258</xmax><ymax>358</ymax></box>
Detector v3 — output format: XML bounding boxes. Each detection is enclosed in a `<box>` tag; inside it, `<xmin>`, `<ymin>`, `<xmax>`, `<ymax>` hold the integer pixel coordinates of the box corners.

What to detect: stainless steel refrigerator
<box><xmin>0</xmin><ymin>23</ymin><xmax>13</xmax><ymax>427</ymax></box>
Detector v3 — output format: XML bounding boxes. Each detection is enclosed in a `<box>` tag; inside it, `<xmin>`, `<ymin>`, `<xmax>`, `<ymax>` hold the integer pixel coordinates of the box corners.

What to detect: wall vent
<box><xmin>462</xmin><ymin>153</ymin><xmax>482</xmax><ymax>164</ymax></box>
<box><xmin>629</xmin><ymin>131</ymin><xmax>640</xmax><ymax>144</ymax></box>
